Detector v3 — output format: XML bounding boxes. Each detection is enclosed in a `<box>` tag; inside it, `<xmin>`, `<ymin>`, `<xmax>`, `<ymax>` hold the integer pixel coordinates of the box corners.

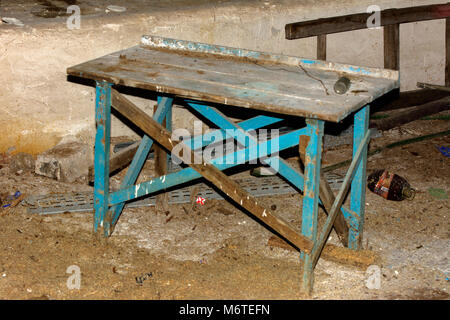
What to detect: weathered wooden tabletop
<box><xmin>67</xmin><ymin>35</ymin><xmax>399</xmax><ymax>122</ymax></box>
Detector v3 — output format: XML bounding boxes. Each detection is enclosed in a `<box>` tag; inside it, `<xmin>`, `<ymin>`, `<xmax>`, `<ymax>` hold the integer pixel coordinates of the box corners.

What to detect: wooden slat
<box><xmin>312</xmin><ymin>130</ymin><xmax>371</xmax><ymax>267</ymax></box>
<box><xmin>154</xmin><ymin>105</ymin><xmax>169</xmax><ymax>212</ymax></box>
<box><xmin>417</xmin><ymin>82</ymin><xmax>450</xmax><ymax>92</ymax></box>
<box><xmin>317</xmin><ymin>34</ymin><xmax>327</xmax><ymax>60</ymax></box>
<box><xmin>372</xmin><ymin>88</ymin><xmax>450</xmax><ymax>112</ymax></box>
<box><xmin>384</xmin><ymin>24</ymin><xmax>400</xmax><ymax>70</ymax></box>
<box><xmin>67</xmin><ymin>40</ymin><xmax>399</xmax><ymax>123</ymax></box>
<box><xmin>110</xmin><ymin>88</ymin><xmax>314</xmax><ymax>253</ymax></box>
<box><xmin>286</xmin><ymin>3</ymin><xmax>450</xmax><ymax>39</ymax></box>
<box><xmin>88</xmin><ymin>141</ymin><xmax>140</xmax><ymax>184</ymax></box>
<box><xmin>371</xmin><ymin>96</ymin><xmax>450</xmax><ymax>131</ymax></box>
<box><xmin>267</xmin><ymin>235</ymin><xmax>379</xmax><ymax>269</ymax></box>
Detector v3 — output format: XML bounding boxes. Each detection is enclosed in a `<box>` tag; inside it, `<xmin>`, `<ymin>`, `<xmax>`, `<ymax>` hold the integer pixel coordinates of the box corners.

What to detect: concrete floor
<box><xmin>0</xmin><ymin>116</ymin><xmax>448</xmax><ymax>299</ymax></box>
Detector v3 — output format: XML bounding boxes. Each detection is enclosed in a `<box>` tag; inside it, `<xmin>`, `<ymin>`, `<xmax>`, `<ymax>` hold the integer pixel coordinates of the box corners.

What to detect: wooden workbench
<box><xmin>67</xmin><ymin>35</ymin><xmax>399</xmax><ymax>294</ymax></box>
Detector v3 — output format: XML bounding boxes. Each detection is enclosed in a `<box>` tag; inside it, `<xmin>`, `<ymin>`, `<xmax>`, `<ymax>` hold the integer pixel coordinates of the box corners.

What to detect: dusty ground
<box><xmin>0</xmin><ymin>115</ymin><xmax>448</xmax><ymax>300</ymax></box>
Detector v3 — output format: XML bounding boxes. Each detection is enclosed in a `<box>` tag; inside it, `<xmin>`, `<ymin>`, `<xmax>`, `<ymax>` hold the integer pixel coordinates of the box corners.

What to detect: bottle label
<box><xmin>373</xmin><ymin>170</ymin><xmax>393</xmax><ymax>199</ymax></box>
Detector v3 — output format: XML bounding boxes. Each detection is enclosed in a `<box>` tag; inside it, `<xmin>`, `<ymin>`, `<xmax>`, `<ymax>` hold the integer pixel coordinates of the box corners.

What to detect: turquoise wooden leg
<box><xmin>300</xmin><ymin>118</ymin><xmax>324</xmax><ymax>294</ymax></box>
<box><xmin>94</xmin><ymin>81</ymin><xmax>112</xmax><ymax>234</ymax></box>
<box><xmin>166</xmin><ymin>97</ymin><xmax>172</xmax><ymax>167</ymax></box>
<box><xmin>349</xmin><ymin>105</ymin><xmax>370</xmax><ymax>249</ymax></box>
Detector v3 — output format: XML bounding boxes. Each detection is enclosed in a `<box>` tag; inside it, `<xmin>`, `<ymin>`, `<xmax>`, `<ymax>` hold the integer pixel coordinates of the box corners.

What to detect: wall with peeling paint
<box><xmin>0</xmin><ymin>0</ymin><xmax>445</xmax><ymax>154</ymax></box>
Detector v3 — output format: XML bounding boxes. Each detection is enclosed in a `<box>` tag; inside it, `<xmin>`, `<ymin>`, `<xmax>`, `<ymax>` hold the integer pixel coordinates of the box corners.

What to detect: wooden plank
<box><xmin>88</xmin><ymin>115</ymin><xmax>282</xmax><ymax>184</ymax></box>
<box><xmin>318</xmin><ymin>174</ymin><xmax>349</xmax><ymax>245</ymax></box>
<box><xmin>154</xmin><ymin>100</ymin><xmax>169</xmax><ymax>213</ymax></box>
<box><xmin>123</xmin><ymin>42</ymin><xmax>398</xmax><ymax>82</ymax></box>
<box><xmin>93</xmin><ymin>82</ymin><xmax>112</xmax><ymax>234</ymax></box>
<box><xmin>372</xmin><ymin>88</ymin><xmax>450</xmax><ymax>112</ymax></box>
<box><xmin>371</xmin><ymin>96</ymin><xmax>450</xmax><ymax>131</ymax></box>
<box><xmin>88</xmin><ymin>141</ymin><xmax>139</xmax><ymax>184</ymax></box>
<box><xmin>104</xmin><ymin>97</ymin><xmax>173</xmax><ymax>233</ymax></box>
<box><xmin>285</xmin><ymin>3</ymin><xmax>450</xmax><ymax>39</ymax></box>
<box><xmin>67</xmin><ymin>39</ymin><xmax>399</xmax><ymax>123</ymax></box>
<box><xmin>110</xmin><ymin>88</ymin><xmax>314</xmax><ymax>253</ymax></box>
<box><xmin>384</xmin><ymin>24</ymin><xmax>400</xmax><ymax>70</ymax></box>
<box><xmin>348</xmin><ymin>106</ymin><xmax>370</xmax><ymax>250</ymax></box>
<box><xmin>139</xmin><ymin>34</ymin><xmax>396</xmax><ymax>81</ymax></box>
<box><xmin>108</xmin><ymin>131</ymin><xmax>307</xmax><ymax>206</ymax></box>
<box><xmin>267</xmin><ymin>235</ymin><xmax>379</xmax><ymax>269</ymax></box>
<box><xmin>317</xmin><ymin>34</ymin><xmax>327</xmax><ymax>60</ymax></box>
<box><xmin>417</xmin><ymin>82</ymin><xmax>450</xmax><ymax>92</ymax></box>
<box><xmin>312</xmin><ymin>128</ymin><xmax>371</xmax><ymax>267</ymax></box>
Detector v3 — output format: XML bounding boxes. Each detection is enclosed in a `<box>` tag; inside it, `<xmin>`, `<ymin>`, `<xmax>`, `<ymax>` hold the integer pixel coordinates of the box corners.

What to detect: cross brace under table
<box><xmin>93</xmin><ymin>84</ymin><xmax>370</xmax><ymax>294</ymax></box>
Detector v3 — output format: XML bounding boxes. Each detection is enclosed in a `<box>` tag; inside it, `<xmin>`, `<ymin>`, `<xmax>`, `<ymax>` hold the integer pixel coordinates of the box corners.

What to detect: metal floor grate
<box><xmin>24</xmin><ymin>173</ymin><xmax>344</xmax><ymax>215</ymax></box>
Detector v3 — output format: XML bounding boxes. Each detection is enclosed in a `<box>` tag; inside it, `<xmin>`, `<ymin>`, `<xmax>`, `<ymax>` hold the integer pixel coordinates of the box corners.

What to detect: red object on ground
<box><xmin>196</xmin><ymin>196</ymin><xmax>206</xmax><ymax>205</ymax></box>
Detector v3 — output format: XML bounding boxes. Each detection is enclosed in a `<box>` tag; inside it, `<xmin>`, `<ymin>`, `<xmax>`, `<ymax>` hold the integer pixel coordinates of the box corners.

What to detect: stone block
<box><xmin>35</xmin><ymin>142</ymin><xmax>93</xmax><ymax>183</ymax></box>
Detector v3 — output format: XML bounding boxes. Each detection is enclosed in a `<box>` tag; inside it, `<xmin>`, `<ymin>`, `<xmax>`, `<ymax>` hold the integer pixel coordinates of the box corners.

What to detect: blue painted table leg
<box><xmin>349</xmin><ymin>105</ymin><xmax>370</xmax><ymax>249</ymax></box>
<box><xmin>300</xmin><ymin>118</ymin><xmax>324</xmax><ymax>294</ymax></box>
<box><xmin>166</xmin><ymin>96</ymin><xmax>172</xmax><ymax>167</ymax></box>
<box><xmin>94</xmin><ymin>81</ymin><xmax>112</xmax><ymax>234</ymax></box>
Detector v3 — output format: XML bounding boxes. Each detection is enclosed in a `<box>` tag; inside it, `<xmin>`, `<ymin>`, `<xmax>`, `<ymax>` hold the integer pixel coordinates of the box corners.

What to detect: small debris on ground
<box><xmin>436</xmin><ymin>145</ymin><xmax>450</xmax><ymax>157</ymax></box>
<box><xmin>106</xmin><ymin>5</ymin><xmax>127</xmax><ymax>13</ymax></box>
<box><xmin>427</xmin><ymin>188</ymin><xmax>448</xmax><ymax>200</ymax></box>
<box><xmin>217</xmin><ymin>207</ymin><xmax>235</xmax><ymax>216</ymax></box>
<box><xmin>1</xmin><ymin>191</ymin><xmax>24</xmax><ymax>209</ymax></box>
<box><xmin>9</xmin><ymin>152</ymin><xmax>35</xmax><ymax>175</ymax></box>
<box><xmin>1</xmin><ymin>17</ymin><xmax>24</xmax><ymax>26</ymax></box>
<box><xmin>135</xmin><ymin>272</ymin><xmax>153</xmax><ymax>285</ymax></box>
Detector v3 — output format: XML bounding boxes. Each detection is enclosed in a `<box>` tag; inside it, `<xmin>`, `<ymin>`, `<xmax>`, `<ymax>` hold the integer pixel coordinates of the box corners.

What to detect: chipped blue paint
<box><xmin>81</xmin><ymin>36</ymin><xmax>391</xmax><ymax>296</ymax></box>
<box><xmin>341</xmin><ymin>206</ymin><xmax>359</xmax><ymax>230</ymax></box>
<box><xmin>184</xmin><ymin>115</ymin><xmax>283</xmax><ymax>151</ymax></box>
<box><xmin>347</xmin><ymin>66</ymin><xmax>372</xmax><ymax>75</ymax></box>
<box><xmin>301</xmin><ymin>59</ymin><xmax>318</xmax><ymax>65</ymax></box>
<box><xmin>300</xmin><ymin>119</ymin><xmax>324</xmax><ymax>294</ymax></box>
<box><xmin>142</xmin><ymin>35</ymin><xmax>261</xmax><ymax>59</ymax></box>
<box><xmin>349</xmin><ymin>105</ymin><xmax>370</xmax><ymax>249</ymax></box>
<box><xmin>310</xmin><ymin>129</ymin><xmax>371</xmax><ymax>269</ymax></box>
<box><xmin>108</xmin><ymin>127</ymin><xmax>307</xmax><ymax>205</ymax></box>
<box><xmin>187</xmin><ymin>103</ymin><xmax>313</xmax><ymax>196</ymax></box>
<box><xmin>94</xmin><ymin>81</ymin><xmax>112</xmax><ymax>233</ymax></box>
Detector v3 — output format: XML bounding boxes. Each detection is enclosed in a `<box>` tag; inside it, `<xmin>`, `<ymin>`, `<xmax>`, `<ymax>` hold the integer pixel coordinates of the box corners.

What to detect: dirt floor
<box><xmin>0</xmin><ymin>114</ymin><xmax>449</xmax><ymax>300</ymax></box>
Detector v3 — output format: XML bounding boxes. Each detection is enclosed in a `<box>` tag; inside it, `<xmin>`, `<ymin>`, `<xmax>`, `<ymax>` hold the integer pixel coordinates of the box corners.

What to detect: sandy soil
<box><xmin>0</xmin><ymin>116</ymin><xmax>448</xmax><ymax>300</ymax></box>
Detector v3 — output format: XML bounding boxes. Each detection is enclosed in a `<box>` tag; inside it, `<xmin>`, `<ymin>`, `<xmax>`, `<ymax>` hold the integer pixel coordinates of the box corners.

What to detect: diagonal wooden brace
<box><xmin>311</xmin><ymin>130</ymin><xmax>371</xmax><ymax>268</ymax></box>
<box><xmin>103</xmin><ymin>97</ymin><xmax>172</xmax><ymax>236</ymax></box>
<box><xmin>188</xmin><ymin>102</ymin><xmax>349</xmax><ymax>246</ymax></box>
<box><xmin>87</xmin><ymin>115</ymin><xmax>284</xmax><ymax>184</ymax></box>
<box><xmin>111</xmin><ymin>89</ymin><xmax>314</xmax><ymax>253</ymax></box>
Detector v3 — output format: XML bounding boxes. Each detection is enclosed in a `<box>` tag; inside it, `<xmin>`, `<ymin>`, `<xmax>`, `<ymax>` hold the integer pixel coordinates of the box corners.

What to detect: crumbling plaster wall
<box><xmin>0</xmin><ymin>0</ymin><xmax>445</xmax><ymax>154</ymax></box>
